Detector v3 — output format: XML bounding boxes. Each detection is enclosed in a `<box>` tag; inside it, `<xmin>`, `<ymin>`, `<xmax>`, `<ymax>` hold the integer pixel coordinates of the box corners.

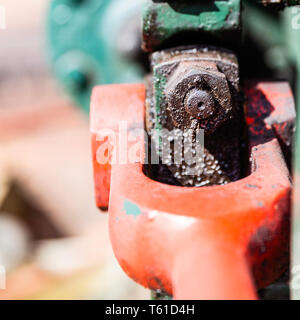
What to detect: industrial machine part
<box><xmin>142</xmin><ymin>0</ymin><xmax>243</xmax><ymax>188</ymax></box>
<box><xmin>142</xmin><ymin>0</ymin><xmax>241</xmax><ymax>52</ymax></box>
<box><xmin>91</xmin><ymin>81</ymin><xmax>294</xmax><ymax>299</ymax></box>
<box><xmin>48</xmin><ymin>0</ymin><xmax>300</xmax><ymax>111</ymax></box>
<box><xmin>144</xmin><ymin>47</ymin><xmax>243</xmax><ymax>187</ymax></box>
<box><xmin>88</xmin><ymin>0</ymin><xmax>298</xmax><ymax>299</ymax></box>
<box><xmin>48</xmin><ymin>0</ymin><xmax>300</xmax><ymax>112</ymax></box>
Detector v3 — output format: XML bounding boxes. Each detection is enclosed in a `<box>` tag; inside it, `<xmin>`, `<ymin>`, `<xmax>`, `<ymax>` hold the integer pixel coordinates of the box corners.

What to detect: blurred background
<box><xmin>0</xmin><ymin>0</ymin><xmax>148</xmax><ymax>300</ymax></box>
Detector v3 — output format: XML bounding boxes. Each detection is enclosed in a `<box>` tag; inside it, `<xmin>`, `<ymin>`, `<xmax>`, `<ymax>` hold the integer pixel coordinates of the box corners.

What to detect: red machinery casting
<box><xmin>90</xmin><ymin>82</ymin><xmax>294</xmax><ymax>299</ymax></box>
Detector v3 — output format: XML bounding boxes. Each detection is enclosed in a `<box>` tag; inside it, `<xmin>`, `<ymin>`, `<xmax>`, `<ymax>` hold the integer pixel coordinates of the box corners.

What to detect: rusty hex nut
<box><xmin>184</xmin><ymin>89</ymin><xmax>216</xmax><ymax>120</ymax></box>
<box><xmin>165</xmin><ymin>61</ymin><xmax>233</xmax><ymax>132</ymax></box>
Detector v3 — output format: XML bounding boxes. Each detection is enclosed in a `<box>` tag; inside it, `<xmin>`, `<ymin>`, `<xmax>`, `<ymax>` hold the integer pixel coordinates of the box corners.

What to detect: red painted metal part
<box><xmin>90</xmin><ymin>84</ymin><xmax>145</xmax><ymax>209</ymax></box>
<box><xmin>90</xmin><ymin>81</ymin><xmax>293</xmax><ymax>299</ymax></box>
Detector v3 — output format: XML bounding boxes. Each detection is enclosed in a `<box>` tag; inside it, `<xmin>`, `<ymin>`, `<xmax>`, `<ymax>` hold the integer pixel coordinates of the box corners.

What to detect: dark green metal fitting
<box><xmin>142</xmin><ymin>0</ymin><xmax>241</xmax><ymax>52</ymax></box>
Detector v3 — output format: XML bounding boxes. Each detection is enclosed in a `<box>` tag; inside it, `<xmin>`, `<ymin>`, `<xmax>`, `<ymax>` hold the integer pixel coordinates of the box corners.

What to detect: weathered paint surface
<box><xmin>90</xmin><ymin>84</ymin><xmax>145</xmax><ymax>210</ymax></box>
<box><xmin>147</xmin><ymin>47</ymin><xmax>242</xmax><ymax>187</ymax></box>
<box><xmin>91</xmin><ymin>83</ymin><xmax>293</xmax><ymax>299</ymax></box>
<box><xmin>142</xmin><ymin>0</ymin><xmax>241</xmax><ymax>52</ymax></box>
<box><xmin>123</xmin><ymin>199</ymin><xmax>142</xmax><ymax>218</ymax></box>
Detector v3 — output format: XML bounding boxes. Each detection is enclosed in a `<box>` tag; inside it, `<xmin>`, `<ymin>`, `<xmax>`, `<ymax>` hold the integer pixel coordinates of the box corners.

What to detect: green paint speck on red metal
<box><xmin>123</xmin><ymin>200</ymin><xmax>142</xmax><ymax>218</ymax></box>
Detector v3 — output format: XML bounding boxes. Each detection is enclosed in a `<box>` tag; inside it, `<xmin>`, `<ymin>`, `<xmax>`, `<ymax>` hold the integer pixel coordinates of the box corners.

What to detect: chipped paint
<box><xmin>246</xmin><ymin>184</ymin><xmax>260</xmax><ymax>189</ymax></box>
<box><xmin>142</xmin><ymin>0</ymin><xmax>241</xmax><ymax>52</ymax></box>
<box><xmin>123</xmin><ymin>199</ymin><xmax>142</xmax><ymax>218</ymax></box>
<box><xmin>257</xmin><ymin>202</ymin><xmax>265</xmax><ymax>208</ymax></box>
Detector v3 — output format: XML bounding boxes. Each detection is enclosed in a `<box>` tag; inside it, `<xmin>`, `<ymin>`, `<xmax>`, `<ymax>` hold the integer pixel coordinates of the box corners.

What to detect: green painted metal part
<box><xmin>142</xmin><ymin>0</ymin><xmax>241</xmax><ymax>52</ymax></box>
<box><xmin>48</xmin><ymin>0</ymin><xmax>145</xmax><ymax>112</ymax></box>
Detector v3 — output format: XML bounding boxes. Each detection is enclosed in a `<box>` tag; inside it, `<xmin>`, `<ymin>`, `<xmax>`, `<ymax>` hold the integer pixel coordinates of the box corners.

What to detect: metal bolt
<box><xmin>184</xmin><ymin>88</ymin><xmax>216</xmax><ymax>119</ymax></box>
<box><xmin>165</xmin><ymin>59</ymin><xmax>233</xmax><ymax>131</ymax></box>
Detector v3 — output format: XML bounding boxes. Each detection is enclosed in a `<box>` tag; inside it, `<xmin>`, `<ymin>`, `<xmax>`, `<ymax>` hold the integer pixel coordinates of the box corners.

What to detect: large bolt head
<box><xmin>165</xmin><ymin>61</ymin><xmax>233</xmax><ymax>132</ymax></box>
<box><xmin>184</xmin><ymin>89</ymin><xmax>216</xmax><ymax>120</ymax></box>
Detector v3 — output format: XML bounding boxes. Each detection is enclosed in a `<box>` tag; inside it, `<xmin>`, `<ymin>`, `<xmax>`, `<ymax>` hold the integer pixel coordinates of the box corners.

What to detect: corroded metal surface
<box><xmin>90</xmin><ymin>82</ymin><xmax>293</xmax><ymax>299</ymax></box>
<box><xmin>245</xmin><ymin>81</ymin><xmax>295</xmax><ymax>170</ymax></box>
<box><xmin>142</xmin><ymin>0</ymin><xmax>241</xmax><ymax>52</ymax></box>
<box><xmin>145</xmin><ymin>47</ymin><xmax>243</xmax><ymax>187</ymax></box>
